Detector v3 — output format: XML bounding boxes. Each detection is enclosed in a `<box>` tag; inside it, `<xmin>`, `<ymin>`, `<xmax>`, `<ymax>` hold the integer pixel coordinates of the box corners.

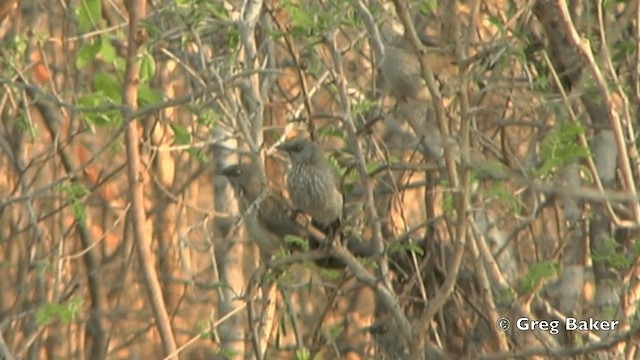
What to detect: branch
<box><xmin>122</xmin><ymin>0</ymin><xmax>177</xmax><ymax>357</ymax></box>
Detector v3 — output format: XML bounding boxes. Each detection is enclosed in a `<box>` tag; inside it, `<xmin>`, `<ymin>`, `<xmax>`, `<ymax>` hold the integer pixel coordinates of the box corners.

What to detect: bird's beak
<box><xmin>276</xmin><ymin>142</ymin><xmax>291</xmax><ymax>152</ymax></box>
<box><xmin>220</xmin><ymin>166</ymin><xmax>236</xmax><ymax>177</ymax></box>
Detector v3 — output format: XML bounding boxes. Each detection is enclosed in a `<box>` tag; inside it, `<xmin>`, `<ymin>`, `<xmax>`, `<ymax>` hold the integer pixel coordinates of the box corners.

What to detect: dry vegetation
<box><xmin>0</xmin><ymin>0</ymin><xmax>639</xmax><ymax>359</ymax></box>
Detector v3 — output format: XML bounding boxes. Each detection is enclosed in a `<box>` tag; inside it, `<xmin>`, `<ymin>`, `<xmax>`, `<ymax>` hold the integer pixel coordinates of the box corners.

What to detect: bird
<box><xmin>379</xmin><ymin>36</ymin><xmax>457</xmax><ymax>102</ymax></box>
<box><xmin>221</xmin><ymin>162</ymin><xmax>310</xmax><ymax>257</ymax></box>
<box><xmin>277</xmin><ymin>138</ymin><xmax>343</xmax><ymax>237</ymax></box>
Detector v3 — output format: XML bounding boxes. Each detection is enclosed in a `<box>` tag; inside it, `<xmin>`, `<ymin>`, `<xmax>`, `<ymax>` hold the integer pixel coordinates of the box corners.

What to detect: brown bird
<box><xmin>379</xmin><ymin>36</ymin><xmax>456</xmax><ymax>102</ymax></box>
<box><xmin>222</xmin><ymin>162</ymin><xmax>309</xmax><ymax>257</ymax></box>
<box><xmin>277</xmin><ymin>138</ymin><xmax>343</xmax><ymax>236</ymax></box>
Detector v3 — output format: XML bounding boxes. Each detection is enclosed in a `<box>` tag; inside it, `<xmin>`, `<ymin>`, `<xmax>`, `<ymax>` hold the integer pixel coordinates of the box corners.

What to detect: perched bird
<box><xmin>379</xmin><ymin>36</ymin><xmax>456</xmax><ymax>102</ymax></box>
<box><xmin>277</xmin><ymin>138</ymin><xmax>343</xmax><ymax>236</ymax></box>
<box><xmin>222</xmin><ymin>162</ymin><xmax>309</xmax><ymax>257</ymax></box>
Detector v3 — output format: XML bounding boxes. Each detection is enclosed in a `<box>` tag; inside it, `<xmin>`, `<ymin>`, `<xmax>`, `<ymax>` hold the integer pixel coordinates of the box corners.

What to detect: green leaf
<box><xmin>187</xmin><ymin>148</ymin><xmax>208</xmax><ymax>164</ymax></box>
<box><xmin>170</xmin><ymin>123</ymin><xmax>191</xmax><ymax>145</ymax></box>
<box><xmin>351</xmin><ymin>99</ymin><xmax>376</xmax><ymax>117</ymax></box>
<box><xmin>591</xmin><ymin>237</ymin><xmax>631</xmax><ymax>270</ymax></box>
<box><xmin>613</xmin><ymin>40</ymin><xmax>635</xmax><ymax>63</ymax></box>
<box><xmin>319</xmin><ymin>268</ymin><xmax>341</xmax><ymax>280</ymax></box>
<box><xmin>99</xmin><ymin>39</ymin><xmax>117</xmax><ymax>63</ymax></box>
<box><xmin>365</xmin><ymin>161</ymin><xmax>383</xmax><ymax>176</ymax></box>
<box><xmin>92</xmin><ymin>71</ymin><xmax>121</xmax><ymax>102</ymax></box>
<box><xmin>76</xmin><ymin>40</ymin><xmax>102</xmax><ymax>69</ymax></box>
<box><xmin>137</xmin><ymin>84</ymin><xmax>163</xmax><ymax>107</ymax></box>
<box><xmin>441</xmin><ymin>180</ymin><xmax>456</xmax><ymax>217</ymax></box>
<box><xmin>56</xmin><ymin>183</ymin><xmax>90</xmax><ymax>223</ymax></box>
<box><xmin>226</xmin><ymin>28</ymin><xmax>241</xmax><ymax>51</ymax></box>
<box><xmin>388</xmin><ymin>241</ymin><xmax>424</xmax><ymax>256</ymax></box>
<box><xmin>284</xmin><ymin>234</ymin><xmax>310</xmax><ymax>251</ymax></box>
<box><xmin>418</xmin><ymin>0</ymin><xmax>438</xmax><ymax>14</ymax></box>
<box><xmin>534</xmin><ymin>122</ymin><xmax>590</xmax><ymax>178</ymax></box>
<box><xmin>484</xmin><ymin>183</ymin><xmax>521</xmax><ymax>213</ymax></box>
<box><xmin>324</xmin><ymin>324</ymin><xmax>344</xmax><ymax>341</ymax></box>
<box><xmin>498</xmin><ymin>286</ymin><xmax>517</xmax><ymax>303</ymax></box>
<box><xmin>75</xmin><ymin>0</ymin><xmax>102</xmax><ymax>33</ymax></box>
<box><xmin>317</xmin><ymin>124</ymin><xmax>344</xmax><ymax>140</ymax></box>
<box><xmin>114</xmin><ymin>57</ymin><xmax>127</xmax><ymax>77</ymax></box>
<box><xmin>633</xmin><ymin>239</ymin><xmax>640</xmax><ymax>256</ymax></box>
<box><xmin>283</xmin><ymin>2</ymin><xmax>316</xmax><ymax>35</ymax></box>
<box><xmin>14</xmin><ymin>108</ymin><xmax>38</xmax><ymax>139</ymax></box>
<box><xmin>208</xmin><ymin>2</ymin><xmax>230</xmax><ymax>20</ymax></box>
<box><xmin>194</xmin><ymin>108</ymin><xmax>217</xmax><ymax>128</ymax></box>
<box><xmin>76</xmin><ymin>93</ymin><xmax>121</xmax><ymax>127</ymax></box>
<box><xmin>521</xmin><ymin>260</ymin><xmax>557</xmax><ymax>293</ymax></box>
<box><xmin>5</xmin><ymin>35</ymin><xmax>28</xmax><ymax>57</ymax></box>
<box><xmin>295</xmin><ymin>348</ymin><xmax>311</xmax><ymax>360</ymax></box>
<box><xmin>217</xmin><ymin>347</ymin><xmax>239</xmax><ymax>359</ymax></box>
<box><xmin>487</xmin><ymin>16</ymin><xmax>504</xmax><ymax>32</ymax></box>
<box><xmin>139</xmin><ymin>52</ymin><xmax>156</xmax><ymax>82</ymax></box>
<box><xmin>36</xmin><ymin>296</ymin><xmax>83</xmax><ymax>325</ymax></box>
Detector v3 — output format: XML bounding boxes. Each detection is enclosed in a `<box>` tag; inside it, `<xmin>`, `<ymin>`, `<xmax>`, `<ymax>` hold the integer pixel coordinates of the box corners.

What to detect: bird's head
<box><xmin>221</xmin><ymin>163</ymin><xmax>265</xmax><ymax>198</ymax></box>
<box><xmin>277</xmin><ymin>138</ymin><xmax>321</xmax><ymax>164</ymax></box>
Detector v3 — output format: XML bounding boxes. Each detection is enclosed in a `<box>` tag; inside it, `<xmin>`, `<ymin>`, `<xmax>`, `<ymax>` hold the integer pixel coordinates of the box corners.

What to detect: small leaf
<box><xmin>591</xmin><ymin>237</ymin><xmax>631</xmax><ymax>270</ymax></box>
<box><xmin>195</xmin><ymin>108</ymin><xmax>217</xmax><ymax>128</ymax></box>
<box><xmin>114</xmin><ymin>57</ymin><xmax>126</xmax><ymax>77</ymax></box>
<box><xmin>487</xmin><ymin>16</ymin><xmax>504</xmax><ymax>32</ymax></box>
<box><xmin>521</xmin><ymin>260</ymin><xmax>557</xmax><ymax>293</ymax></box>
<box><xmin>284</xmin><ymin>234</ymin><xmax>309</xmax><ymax>251</ymax></box>
<box><xmin>36</xmin><ymin>297</ymin><xmax>83</xmax><ymax>325</ymax></box>
<box><xmin>484</xmin><ymin>183</ymin><xmax>521</xmax><ymax>213</ymax></box>
<box><xmin>324</xmin><ymin>325</ymin><xmax>344</xmax><ymax>341</ymax></box>
<box><xmin>99</xmin><ymin>39</ymin><xmax>117</xmax><ymax>63</ymax></box>
<box><xmin>137</xmin><ymin>84</ymin><xmax>163</xmax><ymax>107</ymax></box>
<box><xmin>365</xmin><ymin>161</ymin><xmax>384</xmax><ymax>176</ymax></box>
<box><xmin>92</xmin><ymin>71</ymin><xmax>121</xmax><ymax>102</ymax></box>
<box><xmin>351</xmin><ymin>99</ymin><xmax>376</xmax><ymax>117</ymax></box>
<box><xmin>75</xmin><ymin>0</ymin><xmax>102</xmax><ymax>33</ymax></box>
<box><xmin>226</xmin><ymin>28</ymin><xmax>241</xmax><ymax>51</ymax></box>
<box><xmin>295</xmin><ymin>348</ymin><xmax>311</xmax><ymax>360</ymax></box>
<box><xmin>534</xmin><ymin>122</ymin><xmax>590</xmax><ymax>178</ymax></box>
<box><xmin>76</xmin><ymin>40</ymin><xmax>102</xmax><ymax>69</ymax></box>
<box><xmin>209</xmin><ymin>2</ymin><xmax>230</xmax><ymax>20</ymax></box>
<box><xmin>319</xmin><ymin>268</ymin><xmax>341</xmax><ymax>280</ymax></box>
<box><xmin>76</xmin><ymin>94</ymin><xmax>120</xmax><ymax>127</ymax></box>
<box><xmin>139</xmin><ymin>52</ymin><xmax>156</xmax><ymax>82</ymax></box>
<box><xmin>283</xmin><ymin>2</ymin><xmax>316</xmax><ymax>35</ymax></box>
<box><xmin>170</xmin><ymin>123</ymin><xmax>191</xmax><ymax>145</ymax></box>
<box><xmin>633</xmin><ymin>239</ymin><xmax>640</xmax><ymax>256</ymax></box>
<box><xmin>56</xmin><ymin>183</ymin><xmax>91</xmax><ymax>223</ymax></box>
<box><xmin>317</xmin><ymin>125</ymin><xmax>344</xmax><ymax>140</ymax></box>
<box><xmin>388</xmin><ymin>241</ymin><xmax>425</xmax><ymax>256</ymax></box>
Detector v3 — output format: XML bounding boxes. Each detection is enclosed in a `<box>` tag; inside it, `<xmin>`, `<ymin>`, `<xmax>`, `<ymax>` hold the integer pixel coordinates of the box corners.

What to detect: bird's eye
<box><xmin>293</xmin><ymin>144</ymin><xmax>302</xmax><ymax>152</ymax></box>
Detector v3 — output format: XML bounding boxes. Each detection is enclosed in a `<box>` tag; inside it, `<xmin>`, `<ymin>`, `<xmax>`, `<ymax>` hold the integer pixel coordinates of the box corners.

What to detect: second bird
<box><xmin>277</xmin><ymin>138</ymin><xmax>343</xmax><ymax>236</ymax></box>
<box><xmin>222</xmin><ymin>162</ymin><xmax>309</xmax><ymax>257</ymax></box>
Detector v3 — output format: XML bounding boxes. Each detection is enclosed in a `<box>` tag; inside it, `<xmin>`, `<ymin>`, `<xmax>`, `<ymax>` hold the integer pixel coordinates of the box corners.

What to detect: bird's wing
<box><xmin>257</xmin><ymin>191</ymin><xmax>309</xmax><ymax>240</ymax></box>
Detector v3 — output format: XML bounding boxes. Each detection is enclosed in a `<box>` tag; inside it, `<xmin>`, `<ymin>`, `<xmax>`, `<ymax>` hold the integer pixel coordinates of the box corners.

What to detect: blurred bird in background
<box><xmin>378</xmin><ymin>33</ymin><xmax>457</xmax><ymax>103</ymax></box>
